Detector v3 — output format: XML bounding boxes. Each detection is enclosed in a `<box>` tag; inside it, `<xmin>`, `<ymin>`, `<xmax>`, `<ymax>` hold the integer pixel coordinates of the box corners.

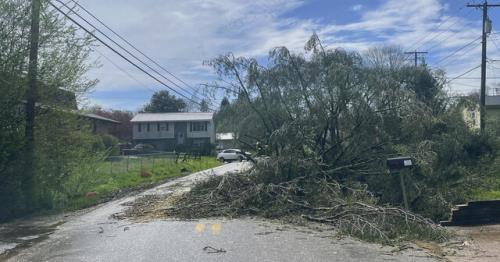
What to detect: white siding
<box><xmin>133</xmin><ymin>122</ymin><xmax>174</xmax><ymax>140</ymax></box>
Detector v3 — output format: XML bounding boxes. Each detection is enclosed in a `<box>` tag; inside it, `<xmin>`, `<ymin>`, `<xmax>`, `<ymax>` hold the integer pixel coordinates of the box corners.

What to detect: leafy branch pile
<box><xmin>167</xmin><ymin>159</ymin><xmax>448</xmax><ymax>243</ymax></box>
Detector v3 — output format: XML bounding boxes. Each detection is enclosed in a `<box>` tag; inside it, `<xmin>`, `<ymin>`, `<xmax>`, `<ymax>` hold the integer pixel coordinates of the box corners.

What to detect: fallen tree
<box><xmin>162</xmin><ymin>36</ymin><xmax>496</xmax><ymax>242</ymax></box>
<box><xmin>167</xmin><ymin>159</ymin><xmax>448</xmax><ymax>243</ymax></box>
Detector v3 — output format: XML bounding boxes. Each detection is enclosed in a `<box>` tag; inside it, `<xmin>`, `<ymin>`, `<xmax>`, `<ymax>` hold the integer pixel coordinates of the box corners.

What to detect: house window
<box><xmin>146</xmin><ymin>123</ymin><xmax>150</xmax><ymax>132</ymax></box>
<box><xmin>138</xmin><ymin>123</ymin><xmax>142</xmax><ymax>132</ymax></box>
<box><xmin>156</xmin><ymin>122</ymin><xmax>169</xmax><ymax>131</ymax></box>
<box><xmin>190</xmin><ymin>121</ymin><xmax>208</xmax><ymax>132</ymax></box>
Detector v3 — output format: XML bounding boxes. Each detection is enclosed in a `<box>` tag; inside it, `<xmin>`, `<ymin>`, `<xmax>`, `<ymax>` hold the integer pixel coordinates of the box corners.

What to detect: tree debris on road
<box><xmin>161</xmin><ymin>160</ymin><xmax>448</xmax><ymax>244</ymax></box>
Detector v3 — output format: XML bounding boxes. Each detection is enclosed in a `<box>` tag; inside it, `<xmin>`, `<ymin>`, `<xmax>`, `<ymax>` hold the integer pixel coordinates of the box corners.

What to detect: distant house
<box><xmin>216</xmin><ymin>132</ymin><xmax>237</xmax><ymax>149</ymax></box>
<box><xmin>130</xmin><ymin>112</ymin><xmax>215</xmax><ymax>152</ymax></box>
<box><xmin>486</xmin><ymin>96</ymin><xmax>500</xmax><ymax>120</ymax></box>
<box><xmin>81</xmin><ymin>113</ymin><xmax>121</xmax><ymax>135</ymax></box>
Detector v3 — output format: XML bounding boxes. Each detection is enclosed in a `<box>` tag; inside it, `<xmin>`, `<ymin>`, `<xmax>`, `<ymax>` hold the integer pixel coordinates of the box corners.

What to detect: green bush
<box><xmin>100</xmin><ymin>134</ymin><xmax>119</xmax><ymax>155</ymax></box>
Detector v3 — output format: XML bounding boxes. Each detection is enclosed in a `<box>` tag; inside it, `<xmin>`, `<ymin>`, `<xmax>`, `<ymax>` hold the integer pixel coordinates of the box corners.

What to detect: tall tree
<box><xmin>88</xmin><ymin>106</ymin><xmax>133</xmax><ymax>141</ymax></box>
<box><xmin>142</xmin><ymin>90</ymin><xmax>186</xmax><ymax>113</ymax></box>
<box><xmin>199</xmin><ymin>99</ymin><xmax>209</xmax><ymax>112</ymax></box>
<box><xmin>220</xmin><ymin>97</ymin><xmax>230</xmax><ymax>108</ymax></box>
<box><xmin>0</xmin><ymin>0</ymin><xmax>98</xmax><ymax>220</ymax></box>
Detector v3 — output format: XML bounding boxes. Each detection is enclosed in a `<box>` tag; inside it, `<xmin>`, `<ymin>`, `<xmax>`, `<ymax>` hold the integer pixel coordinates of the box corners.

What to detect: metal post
<box><xmin>126</xmin><ymin>155</ymin><xmax>129</xmax><ymax>172</ymax></box>
<box><xmin>399</xmin><ymin>171</ymin><xmax>409</xmax><ymax>210</ymax></box>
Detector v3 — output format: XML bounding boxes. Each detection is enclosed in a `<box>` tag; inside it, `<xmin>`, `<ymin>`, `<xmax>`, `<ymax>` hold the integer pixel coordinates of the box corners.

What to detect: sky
<box><xmin>66</xmin><ymin>0</ymin><xmax>500</xmax><ymax>111</ymax></box>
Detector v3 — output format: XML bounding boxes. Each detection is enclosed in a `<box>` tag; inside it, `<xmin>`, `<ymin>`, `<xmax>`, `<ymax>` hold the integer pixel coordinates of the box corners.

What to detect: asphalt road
<box><xmin>1</xmin><ymin>162</ymin><xmax>438</xmax><ymax>262</ymax></box>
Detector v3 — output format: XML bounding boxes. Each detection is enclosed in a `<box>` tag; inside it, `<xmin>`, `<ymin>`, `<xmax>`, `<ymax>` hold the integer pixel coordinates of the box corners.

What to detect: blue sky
<box><xmin>72</xmin><ymin>0</ymin><xmax>500</xmax><ymax>111</ymax></box>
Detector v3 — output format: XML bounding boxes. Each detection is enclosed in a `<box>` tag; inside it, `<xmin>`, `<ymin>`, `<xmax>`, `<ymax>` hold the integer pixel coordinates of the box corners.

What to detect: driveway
<box><xmin>1</xmin><ymin>162</ymin><xmax>438</xmax><ymax>262</ymax></box>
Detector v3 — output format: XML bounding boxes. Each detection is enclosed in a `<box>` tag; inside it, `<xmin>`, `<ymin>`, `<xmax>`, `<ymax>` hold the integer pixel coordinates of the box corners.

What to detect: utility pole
<box><xmin>24</xmin><ymin>0</ymin><xmax>41</xmax><ymax>206</ymax></box>
<box><xmin>467</xmin><ymin>1</ymin><xmax>500</xmax><ymax>131</ymax></box>
<box><xmin>404</xmin><ymin>51</ymin><xmax>428</xmax><ymax>67</ymax></box>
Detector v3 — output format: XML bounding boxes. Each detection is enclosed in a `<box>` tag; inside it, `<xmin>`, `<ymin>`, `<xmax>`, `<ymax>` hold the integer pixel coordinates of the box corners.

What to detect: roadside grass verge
<box><xmin>62</xmin><ymin>156</ymin><xmax>220</xmax><ymax>211</ymax></box>
<box><xmin>470</xmin><ymin>176</ymin><xmax>500</xmax><ymax>201</ymax></box>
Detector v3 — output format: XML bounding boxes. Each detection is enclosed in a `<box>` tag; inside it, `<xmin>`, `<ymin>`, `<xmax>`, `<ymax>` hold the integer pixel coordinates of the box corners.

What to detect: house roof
<box><xmin>83</xmin><ymin>113</ymin><xmax>120</xmax><ymax>124</ymax></box>
<box><xmin>486</xmin><ymin>96</ymin><xmax>500</xmax><ymax>107</ymax></box>
<box><xmin>131</xmin><ymin>112</ymin><xmax>214</xmax><ymax>122</ymax></box>
<box><xmin>216</xmin><ymin>132</ymin><xmax>235</xmax><ymax>140</ymax></box>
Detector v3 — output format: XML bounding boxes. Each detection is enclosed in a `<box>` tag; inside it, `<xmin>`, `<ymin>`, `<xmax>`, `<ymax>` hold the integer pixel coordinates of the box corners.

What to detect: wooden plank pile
<box><xmin>441</xmin><ymin>200</ymin><xmax>500</xmax><ymax>226</ymax></box>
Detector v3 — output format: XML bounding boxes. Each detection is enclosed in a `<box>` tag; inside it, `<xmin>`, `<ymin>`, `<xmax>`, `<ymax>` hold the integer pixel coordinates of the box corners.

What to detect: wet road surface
<box><xmin>1</xmin><ymin>162</ymin><xmax>438</xmax><ymax>262</ymax></box>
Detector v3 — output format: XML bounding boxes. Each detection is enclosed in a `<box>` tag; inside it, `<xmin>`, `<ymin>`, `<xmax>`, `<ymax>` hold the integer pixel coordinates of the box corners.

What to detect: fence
<box><xmin>103</xmin><ymin>152</ymin><xmax>203</xmax><ymax>175</ymax></box>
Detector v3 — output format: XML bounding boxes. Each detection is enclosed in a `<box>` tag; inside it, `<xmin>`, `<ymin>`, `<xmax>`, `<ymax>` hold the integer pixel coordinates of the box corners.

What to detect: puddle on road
<box><xmin>0</xmin><ymin>221</ymin><xmax>64</xmax><ymax>260</ymax></box>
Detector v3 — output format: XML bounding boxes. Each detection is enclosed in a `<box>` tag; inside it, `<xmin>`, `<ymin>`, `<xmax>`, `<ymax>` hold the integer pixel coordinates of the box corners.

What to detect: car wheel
<box><xmin>238</xmin><ymin>156</ymin><xmax>244</xmax><ymax>162</ymax></box>
<box><xmin>218</xmin><ymin>157</ymin><xmax>225</xmax><ymax>163</ymax></box>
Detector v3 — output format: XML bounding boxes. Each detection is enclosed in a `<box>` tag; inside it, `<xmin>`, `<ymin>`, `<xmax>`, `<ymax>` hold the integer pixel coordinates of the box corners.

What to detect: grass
<box><xmin>63</xmin><ymin>156</ymin><xmax>220</xmax><ymax>211</ymax></box>
<box><xmin>470</xmin><ymin>175</ymin><xmax>500</xmax><ymax>201</ymax></box>
<box><xmin>474</xmin><ymin>190</ymin><xmax>500</xmax><ymax>200</ymax></box>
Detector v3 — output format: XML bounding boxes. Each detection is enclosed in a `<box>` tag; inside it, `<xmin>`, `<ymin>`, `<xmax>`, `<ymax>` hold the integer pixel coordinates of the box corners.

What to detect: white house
<box><xmin>216</xmin><ymin>132</ymin><xmax>237</xmax><ymax>149</ymax></box>
<box><xmin>130</xmin><ymin>112</ymin><xmax>215</xmax><ymax>152</ymax></box>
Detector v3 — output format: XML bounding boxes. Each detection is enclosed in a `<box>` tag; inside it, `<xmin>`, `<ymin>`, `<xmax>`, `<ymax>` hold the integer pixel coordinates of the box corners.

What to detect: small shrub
<box><xmin>100</xmin><ymin>134</ymin><xmax>120</xmax><ymax>156</ymax></box>
<box><xmin>140</xmin><ymin>171</ymin><xmax>151</xmax><ymax>178</ymax></box>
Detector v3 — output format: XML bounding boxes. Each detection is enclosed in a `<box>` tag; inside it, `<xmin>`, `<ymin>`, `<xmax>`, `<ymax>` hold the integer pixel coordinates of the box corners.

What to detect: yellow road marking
<box><xmin>195</xmin><ymin>223</ymin><xmax>205</xmax><ymax>232</ymax></box>
<box><xmin>211</xmin><ymin>223</ymin><xmax>221</xmax><ymax>235</ymax></box>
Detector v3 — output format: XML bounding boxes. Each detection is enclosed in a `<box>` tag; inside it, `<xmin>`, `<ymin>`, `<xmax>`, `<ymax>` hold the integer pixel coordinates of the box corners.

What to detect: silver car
<box><xmin>217</xmin><ymin>149</ymin><xmax>250</xmax><ymax>162</ymax></box>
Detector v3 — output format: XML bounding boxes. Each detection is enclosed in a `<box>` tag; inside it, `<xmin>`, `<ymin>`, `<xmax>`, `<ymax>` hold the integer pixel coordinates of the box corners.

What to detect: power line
<box><xmin>55</xmin><ymin>0</ymin><xmax>214</xmax><ymax>110</ymax></box>
<box><xmin>448</xmin><ymin>76</ymin><xmax>500</xmax><ymax>79</ymax></box>
<box><xmin>434</xmin><ymin>36</ymin><xmax>481</xmax><ymax>66</ymax></box>
<box><xmin>447</xmin><ymin>64</ymin><xmax>481</xmax><ymax>82</ymax></box>
<box><xmin>450</xmin><ymin>81</ymin><xmax>479</xmax><ymax>88</ymax></box>
<box><xmin>93</xmin><ymin>48</ymin><xmax>156</xmax><ymax>94</ymax></box>
<box><xmin>438</xmin><ymin>41</ymin><xmax>481</xmax><ymax>68</ymax></box>
<box><xmin>67</xmin><ymin>0</ymin><xmax>204</xmax><ymax>99</ymax></box>
<box><xmin>48</xmin><ymin>1</ymin><xmax>215</xmax><ymax>111</ymax></box>
<box><xmin>490</xmin><ymin>30</ymin><xmax>500</xmax><ymax>53</ymax></box>
<box><xmin>407</xmin><ymin>3</ymin><xmax>468</xmax><ymax>51</ymax></box>
<box><xmin>415</xmin><ymin>8</ymin><xmax>477</xmax><ymax>52</ymax></box>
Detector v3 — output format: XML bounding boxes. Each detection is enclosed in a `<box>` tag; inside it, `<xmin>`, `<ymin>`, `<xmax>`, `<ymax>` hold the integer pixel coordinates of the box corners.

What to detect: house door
<box><xmin>177</xmin><ymin>132</ymin><xmax>185</xmax><ymax>144</ymax></box>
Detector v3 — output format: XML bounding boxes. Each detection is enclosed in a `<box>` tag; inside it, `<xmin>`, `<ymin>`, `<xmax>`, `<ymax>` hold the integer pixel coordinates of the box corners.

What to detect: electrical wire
<box><xmin>48</xmin><ymin>1</ymin><xmax>215</xmax><ymax>111</ymax></box>
<box><xmin>438</xmin><ymin>42</ymin><xmax>481</xmax><ymax>69</ymax></box>
<box><xmin>55</xmin><ymin>0</ymin><xmax>214</xmax><ymax>110</ymax></box>
<box><xmin>407</xmin><ymin>2</ymin><xmax>468</xmax><ymax>51</ymax></box>
<box><xmin>447</xmin><ymin>64</ymin><xmax>481</xmax><ymax>82</ymax></box>
<box><xmin>67</xmin><ymin>0</ymin><xmax>204</xmax><ymax>100</ymax></box>
<box><xmin>93</xmin><ymin>48</ymin><xmax>157</xmax><ymax>94</ymax></box>
<box><xmin>414</xmin><ymin>8</ymin><xmax>476</xmax><ymax>52</ymax></box>
<box><xmin>434</xmin><ymin>36</ymin><xmax>481</xmax><ymax>66</ymax></box>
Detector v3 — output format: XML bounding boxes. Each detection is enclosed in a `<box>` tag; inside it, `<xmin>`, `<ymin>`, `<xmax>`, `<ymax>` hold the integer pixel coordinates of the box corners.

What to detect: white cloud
<box><xmin>351</xmin><ymin>4</ymin><xmax>363</xmax><ymax>11</ymax></box>
<box><xmin>69</xmin><ymin>0</ymin><xmax>485</xmax><ymax>109</ymax></box>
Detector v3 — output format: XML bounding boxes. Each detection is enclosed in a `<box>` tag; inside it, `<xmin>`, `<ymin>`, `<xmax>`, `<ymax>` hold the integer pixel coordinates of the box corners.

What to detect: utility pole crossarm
<box><xmin>467</xmin><ymin>4</ymin><xmax>500</xmax><ymax>7</ymax></box>
<box><xmin>404</xmin><ymin>51</ymin><xmax>428</xmax><ymax>67</ymax></box>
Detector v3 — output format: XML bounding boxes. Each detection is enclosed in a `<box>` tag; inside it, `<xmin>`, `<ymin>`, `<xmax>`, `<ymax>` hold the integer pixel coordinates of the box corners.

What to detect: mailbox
<box><xmin>386</xmin><ymin>156</ymin><xmax>413</xmax><ymax>171</ymax></box>
<box><xmin>386</xmin><ymin>156</ymin><xmax>413</xmax><ymax>210</ymax></box>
